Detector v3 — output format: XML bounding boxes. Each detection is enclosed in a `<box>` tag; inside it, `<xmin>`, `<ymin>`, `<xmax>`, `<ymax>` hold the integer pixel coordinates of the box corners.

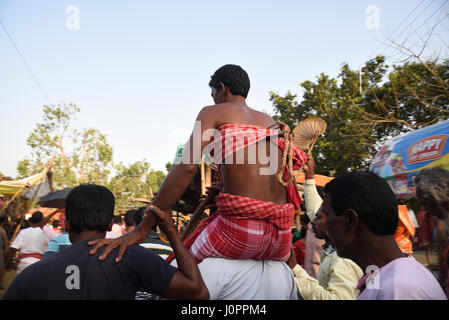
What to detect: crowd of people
<box><xmin>0</xmin><ymin>64</ymin><xmax>448</xmax><ymax>300</ymax></box>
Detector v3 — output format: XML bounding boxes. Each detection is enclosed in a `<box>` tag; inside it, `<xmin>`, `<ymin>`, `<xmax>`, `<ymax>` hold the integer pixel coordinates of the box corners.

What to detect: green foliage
<box><xmin>17</xmin><ymin>102</ymin><xmax>80</xmax><ymax>186</ymax></box>
<box><xmin>76</xmin><ymin>128</ymin><xmax>113</xmax><ymax>185</ymax></box>
<box><xmin>108</xmin><ymin>160</ymin><xmax>166</xmax><ymax>209</ymax></box>
<box><xmin>165</xmin><ymin>162</ymin><xmax>173</xmax><ymax>173</ymax></box>
<box><xmin>271</xmin><ymin>56</ymin><xmax>449</xmax><ymax>176</ymax></box>
<box><xmin>17</xmin><ymin>103</ymin><xmax>166</xmax><ymax>210</ymax></box>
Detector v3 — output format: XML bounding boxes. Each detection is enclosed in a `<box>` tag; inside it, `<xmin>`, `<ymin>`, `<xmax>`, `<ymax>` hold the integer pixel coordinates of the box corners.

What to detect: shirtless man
<box><xmin>89</xmin><ymin>64</ymin><xmax>302</xmax><ymax>299</ymax></box>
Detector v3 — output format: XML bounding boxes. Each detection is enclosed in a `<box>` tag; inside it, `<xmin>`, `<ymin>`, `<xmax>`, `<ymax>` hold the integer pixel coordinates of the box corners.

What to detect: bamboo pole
<box><xmin>200</xmin><ymin>155</ymin><xmax>206</xmax><ymax>196</ymax></box>
<box><xmin>180</xmin><ymin>192</ymin><xmax>214</xmax><ymax>241</ymax></box>
<box><xmin>295</xmin><ymin>214</ymin><xmax>301</xmax><ymax>232</ymax></box>
<box><xmin>1</xmin><ymin>188</ymin><xmax>26</xmax><ymax>212</ymax></box>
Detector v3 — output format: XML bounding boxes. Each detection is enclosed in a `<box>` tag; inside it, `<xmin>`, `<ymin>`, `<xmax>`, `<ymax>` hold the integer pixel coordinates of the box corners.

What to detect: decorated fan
<box><xmin>293</xmin><ymin>117</ymin><xmax>327</xmax><ymax>151</ymax></box>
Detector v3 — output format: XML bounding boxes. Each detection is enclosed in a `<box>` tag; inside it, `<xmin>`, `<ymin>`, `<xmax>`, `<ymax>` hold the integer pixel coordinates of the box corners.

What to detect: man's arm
<box><xmin>149</xmin><ymin>205</ymin><xmax>209</xmax><ymax>300</ymax></box>
<box><xmin>303</xmin><ymin>152</ymin><xmax>322</xmax><ymax>221</ymax></box>
<box><xmin>89</xmin><ymin>106</ymin><xmax>218</xmax><ymax>261</ymax></box>
<box><xmin>146</xmin><ymin>106</ymin><xmax>217</xmax><ymax>213</ymax></box>
<box><xmin>291</xmin><ymin>255</ymin><xmax>360</xmax><ymax>300</ymax></box>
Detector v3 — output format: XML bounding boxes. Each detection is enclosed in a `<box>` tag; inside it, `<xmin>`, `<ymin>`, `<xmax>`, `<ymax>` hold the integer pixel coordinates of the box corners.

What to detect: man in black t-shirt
<box><xmin>3</xmin><ymin>184</ymin><xmax>209</xmax><ymax>300</ymax></box>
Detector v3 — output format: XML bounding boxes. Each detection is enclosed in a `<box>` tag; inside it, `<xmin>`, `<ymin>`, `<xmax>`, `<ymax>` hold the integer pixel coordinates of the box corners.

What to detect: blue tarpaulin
<box><xmin>370</xmin><ymin>120</ymin><xmax>449</xmax><ymax>198</ymax></box>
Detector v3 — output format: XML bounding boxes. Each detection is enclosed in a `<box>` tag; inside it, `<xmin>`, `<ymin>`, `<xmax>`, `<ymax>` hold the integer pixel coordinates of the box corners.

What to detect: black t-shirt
<box><xmin>3</xmin><ymin>238</ymin><xmax>178</xmax><ymax>300</ymax></box>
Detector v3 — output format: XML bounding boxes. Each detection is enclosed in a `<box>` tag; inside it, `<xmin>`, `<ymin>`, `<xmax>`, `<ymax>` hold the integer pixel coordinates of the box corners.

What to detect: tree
<box><xmin>165</xmin><ymin>162</ymin><xmax>173</xmax><ymax>173</ymax></box>
<box><xmin>75</xmin><ymin>128</ymin><xmax>113</xmax><ymax>185</ymax></box>
<box><xmin>107</xmin><ymin>160</ymin><xmax>165</xmax><ymax>210</ymax></box>
<box><xmin>17</xmin><ymin>103</ymin><xmax>114</xmax><ymax>188</ymax></box>
<box><xmin>270</xmin><ymin>56</ymin><xmax>449</xmax><ymax>176</ymax></box>
<box><xmin>17</xmin><ymin>102</ymin><xmax>80</xmax><ymax>186</ymax></box>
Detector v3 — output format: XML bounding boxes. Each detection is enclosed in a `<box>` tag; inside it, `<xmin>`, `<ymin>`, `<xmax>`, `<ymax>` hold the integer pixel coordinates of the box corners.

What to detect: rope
<box><xmin>277</xmin><ymin>122</ymin><xmax>295</xmax><ymax>187</ymax></box>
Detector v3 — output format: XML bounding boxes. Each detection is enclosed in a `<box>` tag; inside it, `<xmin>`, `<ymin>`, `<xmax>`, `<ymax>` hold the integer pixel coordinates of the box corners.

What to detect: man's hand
<box><xmin>303</xmin><ymin>151</ymin><xmax>315</xmax><ymax>180</ymax></box>
<box><xmin>287</xmin><ymin>247</ymin><xmax>298</xmax><ymax>269</ymax></box>
<box><xmin>147</xmin><ymin>204</ymin><xmax>175</xmax><ymax>234</ymax></box>
<box><xmin>88</xmin><ymin>213</ymin><xmax>154</xmax><ymax>262</ymax></box>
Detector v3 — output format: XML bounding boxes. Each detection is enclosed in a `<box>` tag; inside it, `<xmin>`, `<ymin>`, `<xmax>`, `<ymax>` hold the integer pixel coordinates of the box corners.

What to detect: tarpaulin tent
<box><xmin>0</xmin><ymin>173</ymin><xmax>45</xmax><ymax>197</ymax></box>
<box><xmin>370</xmin><ymin>120</ymin><xmax>449</xmax><ymax>198</ymax></box>
<box><xmin>295</xmin><ymin>172</ymin><xmax>334</xmax><ymax>187</ymax></box>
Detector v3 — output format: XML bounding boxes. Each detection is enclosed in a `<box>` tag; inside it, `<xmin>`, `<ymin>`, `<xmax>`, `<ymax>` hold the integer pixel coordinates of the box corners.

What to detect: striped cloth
<box><xmin>205</xmin><ymin>123</ymin><xmax>307</xmax><ymax>209</ymax></box>
<box><xmin>167</xmin><ymin>123</ymin><xmax>307</xmax><ymax>264</ymax></box>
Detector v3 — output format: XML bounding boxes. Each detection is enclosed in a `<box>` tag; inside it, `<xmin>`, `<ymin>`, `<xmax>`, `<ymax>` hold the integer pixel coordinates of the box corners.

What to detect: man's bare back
<box><xmin>88</xmin><ymin>64</ymin><xmax>295</xmax><ymax>264</ymax></box>
<box><xmin>200</xmin><ymin>102</ymin><xmax>288</xmax><ymax>205</ymax></box>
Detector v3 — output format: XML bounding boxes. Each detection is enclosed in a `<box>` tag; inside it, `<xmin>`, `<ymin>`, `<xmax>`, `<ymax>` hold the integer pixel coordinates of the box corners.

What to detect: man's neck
<box><xmin>69</xmin><ymin>230</ymin><xmax>106</xmax><ymax>244</ymax></box>
<box><xmin>353</xmin><ymin>234</ymin><xmax>407</xmax><ymax>273</ymax></box>
<box><xmin>223</xmin><ymin>95</ymin><xmax>247</xmax><ymax>107</ymax></box>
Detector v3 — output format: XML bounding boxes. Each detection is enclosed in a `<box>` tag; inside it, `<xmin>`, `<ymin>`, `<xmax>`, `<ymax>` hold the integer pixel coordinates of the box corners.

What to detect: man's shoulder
<box><xmin>123</xmin><ymin>243</ymin><xmax>161</xmax><ymax>259</ymax></box>
<box><xmin>199</xmin><ymin>104</ymin><xmax>274</xmax><ymax>127</ymax></box>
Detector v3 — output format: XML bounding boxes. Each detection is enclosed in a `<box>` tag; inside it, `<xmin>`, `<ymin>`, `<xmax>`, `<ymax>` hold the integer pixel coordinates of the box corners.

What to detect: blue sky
<box><xmin>1</xmin><ymin>0</ymin><xmax>448</xmax><ymax>178</ymax></box>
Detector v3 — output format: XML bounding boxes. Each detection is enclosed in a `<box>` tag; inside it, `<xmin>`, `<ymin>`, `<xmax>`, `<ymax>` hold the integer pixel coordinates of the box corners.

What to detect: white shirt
<box><xmin>358</xmin><ymin>255</ymin><xmax>446</xmax><ymax>300</ymax></box>
<box><xmin>11</xmin><ymin>227</ymin><xmax>49</xmax><ymax>254</ymax></box>
<box><xmin>171</xmin><ymin>258</ymin><xmax>299</xmax><ymax>300</ymax></box>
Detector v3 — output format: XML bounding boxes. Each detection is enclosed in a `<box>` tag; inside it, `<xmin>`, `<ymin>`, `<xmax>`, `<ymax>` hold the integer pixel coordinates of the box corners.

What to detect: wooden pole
<box><xmin>200</xmin><ymin>155</ymin><xmax>206</xmax><ymax>196</ymax></box>
<box><xmin>295</xmin><ymin>214</ymin><xmax>301</xmax><ymax>232</ymax></box>
<box><xmin>48</xmin><ymin>170</ymin><xmax>55</xmax><ymax>193</ymax></box>
<box><xmin>180</xmin><ymin>192</ymin><xmax>214</xmax><ymax>241</ymax></box>
<box><xmin>1</xmin><ymin>184</ymin><xmax>28</xmax><ymax>213</ymax></box>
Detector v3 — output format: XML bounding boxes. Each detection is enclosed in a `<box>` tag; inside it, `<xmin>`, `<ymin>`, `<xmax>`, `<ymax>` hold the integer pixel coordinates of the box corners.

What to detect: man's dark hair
<box><xmin>124</xmin><ymin>209</ymin><xmax>136</xmax><ymax>227</ymax></box>
<box><xmin>134</xmin><ymin>206</ymin><xmax>157</xmax><ymax>231</ymax></box>
<box><xmin>30</xmin><ymin>211</ymin><xmax>43</xmax><ymax>224</ymax></box>
<box><xmin>209</xmin><ymin>64</ymin><xmax>250</xmax><ymax>98</ymax></box>
<box><xmin>112</xmin><ymin>215</ymin><xmax>121</xmax><ymax>224</ymax></box>
<box><xmin>323</xmin><ymin>171</ymin><xmax>398</xmax><ymax>235</ymax></box>
<box><xmin>65</xmin><ymin>184</ymin><xmax>115</xmax><ymax>234</ymax></box>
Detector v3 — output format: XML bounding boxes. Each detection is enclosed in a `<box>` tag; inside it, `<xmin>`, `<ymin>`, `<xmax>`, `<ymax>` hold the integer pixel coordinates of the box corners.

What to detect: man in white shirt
<box><xmin>289</xmin><ymin>153</ymin><xmax>363</xmax><ymax>300</ymax></box>
<box><xmin>9</xmin><ymin>211</ymin><xmax>49</xmax><ymax>274</ymax></box>
<box><xmin>171</xmin><ymin>258</ymin><xmax>299</xmax><ymax>300</ymax></box>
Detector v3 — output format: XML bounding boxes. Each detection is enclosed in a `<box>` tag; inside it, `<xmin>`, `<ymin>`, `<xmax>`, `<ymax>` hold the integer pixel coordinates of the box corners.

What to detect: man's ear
<box><xmin>343</xmin><ymin>209</ymin><xmax>359</xmax><ymax>233</ymax></box>
<box><xmin>219</xmin><ymin>82</ymin><xmax>226</xmax><ymax>95</ymax></box>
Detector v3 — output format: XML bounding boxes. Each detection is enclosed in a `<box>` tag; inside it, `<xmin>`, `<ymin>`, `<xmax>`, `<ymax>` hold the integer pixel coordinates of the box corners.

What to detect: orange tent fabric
<box><xmin>394</xmin><ymin>205</ymin><xmax>416</xmax><ymax>254</ymax></box>
<box><xmin>295</xmin><ymin>172</ymin><xmax>334</xmax><ymax>187</ymax></box>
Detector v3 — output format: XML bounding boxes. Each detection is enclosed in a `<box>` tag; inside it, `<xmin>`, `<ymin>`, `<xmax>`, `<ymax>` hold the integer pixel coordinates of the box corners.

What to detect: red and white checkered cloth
<box><xmin>166</xmin><ymin>123</ymin><xmax>307</xmax><ymax>264</ymax></box>
<box><xmin>205</xmin><ymin>123</ymin><xmax>307</xmax><ymax>209</ymax></box>
<box><xmin>167</xmin><ymin>192</ymin><xmax>296</xmax><ymax>264</ymax></box>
